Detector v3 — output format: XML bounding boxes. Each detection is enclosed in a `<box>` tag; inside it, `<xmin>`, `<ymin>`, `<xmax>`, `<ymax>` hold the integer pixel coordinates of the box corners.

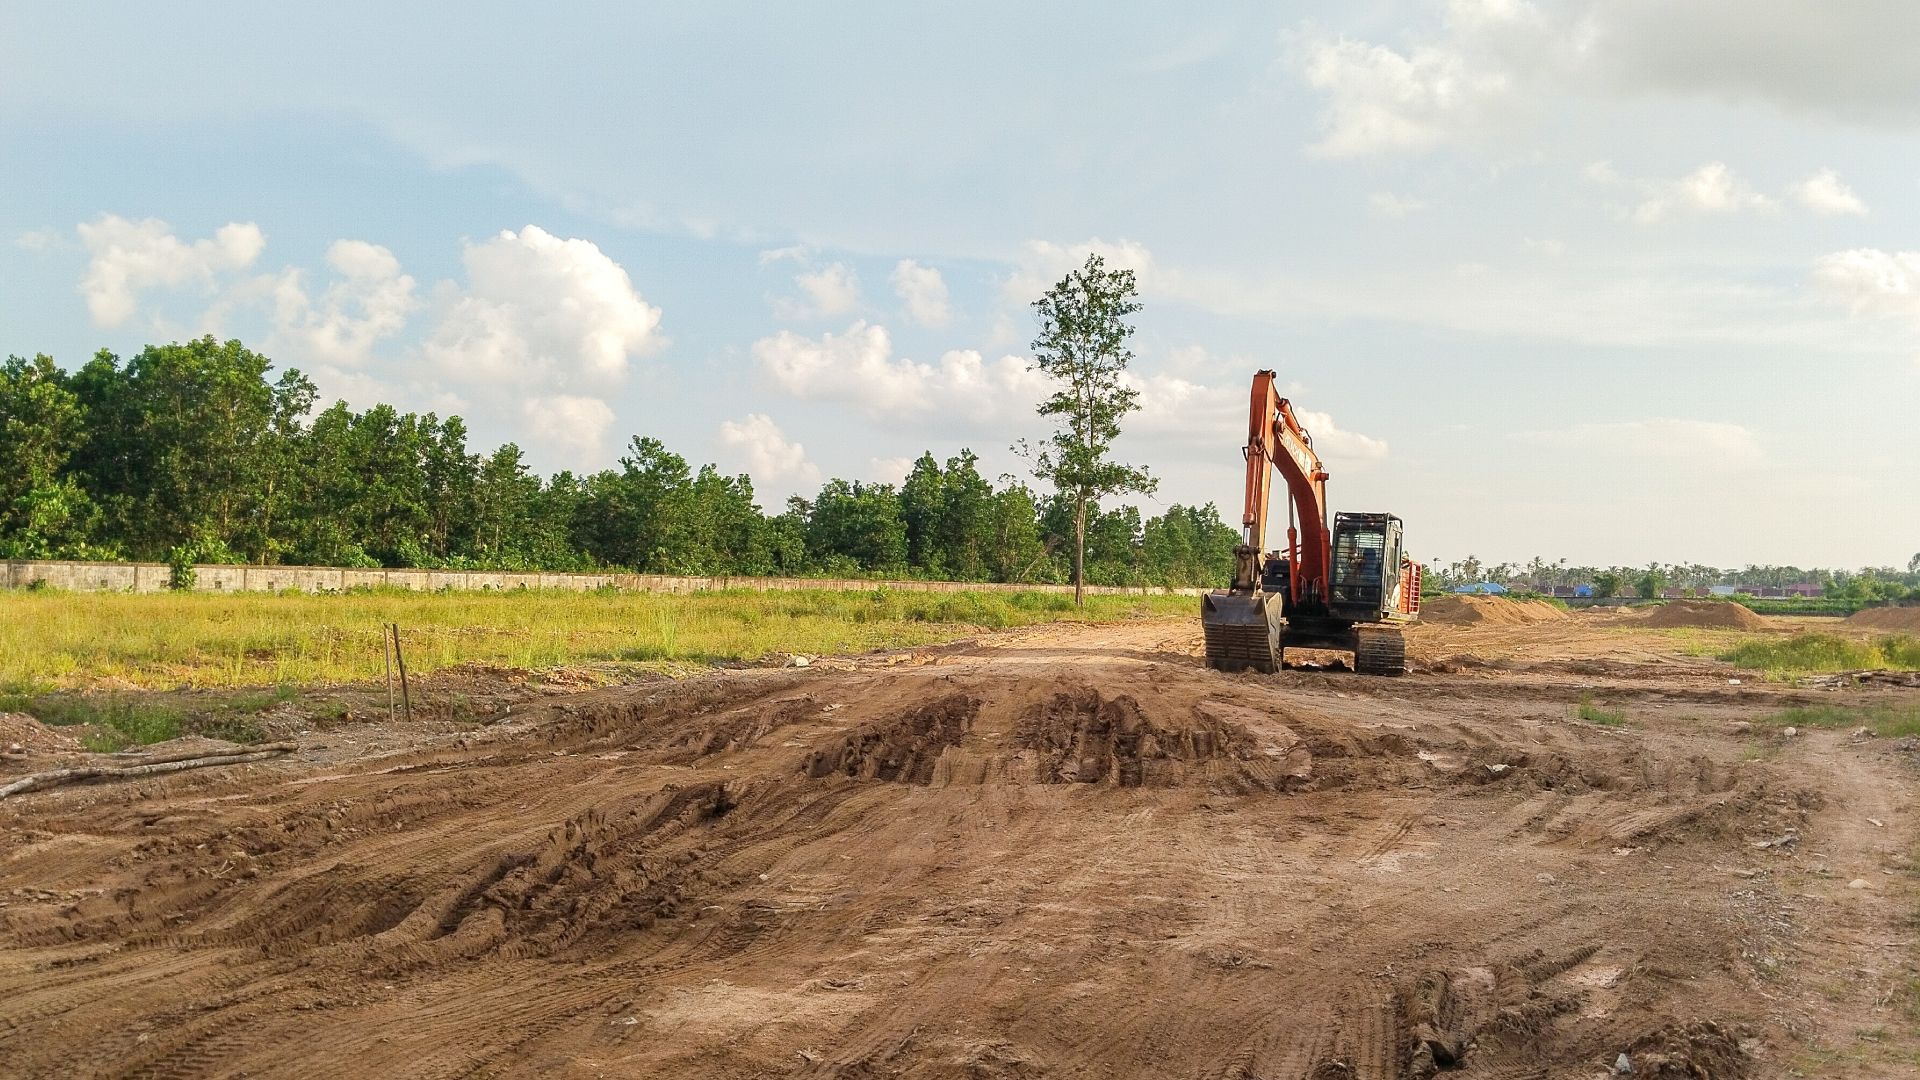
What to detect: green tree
<box><xmin>1591</xmin><ymin>570</ymin><xmax>1622</xmax><ymax>599</ymax></box>
<box><xmin>1909</xmin><ymin>552</ymin><xmax>1920</xmax><ymax>576</ymax></box>
<box><xmin>1637</xmin><ymin>565</ymin><xmax>1668</xmax><ymax>600</ymax></box>
<box><xmin>898</xmin><ymin>452</ymin><xmax>947</xmax><ymax>574</ymax></box>
<box><xmin>936</xmin><ymin>449</ymin><xmax>995</xmax><ymax>580</ymax></box>
<box><xmin>1021</xmin><ymin>253</ymin><xmax>1157</xmax><ymax>605</ymax></box>
<box><xmin>806</xmin><ymin>480</ymin><xmax>907</xmax><ymax>573</ymax></box>
<box><xmin>69</xmin><ymin>337</ymin><xmax>313</xmax><ymax>560</ymax></box>
<box><xmin>0</xmin><ymin>354</ymin><xmax>101</xmax><ymax>557</ymax></box>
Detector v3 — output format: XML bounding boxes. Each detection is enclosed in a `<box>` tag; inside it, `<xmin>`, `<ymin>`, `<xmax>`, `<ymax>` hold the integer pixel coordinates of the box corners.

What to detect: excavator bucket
<box><xmin>1201</xmin><ymin>591</ymin><xmax>1283</xmax><ymax>674</ymax></box>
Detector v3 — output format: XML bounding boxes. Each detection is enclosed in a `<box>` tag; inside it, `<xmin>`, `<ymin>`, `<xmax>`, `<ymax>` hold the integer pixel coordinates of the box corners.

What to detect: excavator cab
<box><xmin>1329</xmin><ymin>513</ymin><xmax>1402</xmax><ymax>621</ymax></box>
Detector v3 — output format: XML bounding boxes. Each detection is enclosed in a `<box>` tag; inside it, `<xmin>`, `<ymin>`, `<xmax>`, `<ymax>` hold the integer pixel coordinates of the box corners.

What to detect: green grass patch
<box><xmin>1718</xmin><ymin>633</ymin><xmax>1920</xmax><ymax>677</ymax></box>
<box><xmin>0</xmin><ymin>587</ymin><xmax>1192</xmax><ymax>691</ymax></box>
<box><xmin>1760</xmin><ymin>702</ymin><xmax>1920</xmax><ymax>739</ymax></box>
<box><xmin>1574</xmin><ymin>695</ymin><xmax>1630</xmax><ymax>727</ymax></box>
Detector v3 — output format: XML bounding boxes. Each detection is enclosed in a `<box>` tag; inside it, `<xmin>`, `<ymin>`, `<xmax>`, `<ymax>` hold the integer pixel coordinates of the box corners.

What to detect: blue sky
<box><xmin>4</xmin><ymin>1</ymin><xmax>1917</xmax><ymax>568</ymax></box>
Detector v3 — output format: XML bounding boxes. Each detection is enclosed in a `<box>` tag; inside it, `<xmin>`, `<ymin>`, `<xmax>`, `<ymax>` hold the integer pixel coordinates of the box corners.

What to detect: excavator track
<box><xmin>1353</xmin><ymin>627</ymin><xmax>1406</xmax><ymax>676</ymax></box>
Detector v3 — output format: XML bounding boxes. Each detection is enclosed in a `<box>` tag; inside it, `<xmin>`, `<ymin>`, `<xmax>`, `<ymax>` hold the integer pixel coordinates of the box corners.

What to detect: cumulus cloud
<box><xmin>267</xmin><ymin>240</ymin><xmax>418</xmax><ymax>371</ymax></box>
<box><xmin>521</xmin><ymin>395</ymin><xmax>617</xmax><ymax>469</ymax></box>
<box><xmin>867</xmin><ymin>456</ymin><xmax>915</xmax><ymax>484</ymax></box>
<box><xmin>76</xmin><ymin>214</ymin><xmax>265</xmax><ymax>326</ymax></box>
<box><xmin>1301</xmin><ymin>35</ymin><xmax>1512</xmax><ymax>158</ymax></box>
<box><xmin>422</xmin><ymin>225</ymin><xmax>662</xmax><ymax>389</ymax></box>
<box><xmin>890</xmin><ymin>259</ymin><xmax>951</xmax><ymax>327</ymax></box>
<box><xmin>1791</xmin><ymin>169</ymin><xmax>1868</xmax><ymax>216</ymax></box>
<box><xmin>1121</xmin><ymin>370</ymin><xmax>1389</xmax><ymax>461</ymax></box>
<box><xmin>752</xmin><ymin>321</ymin><xmax>1049</xmax><ymax>422</ymax></box>
<box><xmin>1590</xmin><ymin>162</ymin><xmax>1776</xmax><ymax>224</ymax></box>
<box><xmin>718</xmin><ymin>413</ymin><xmax>823</xmax><ymax>492</ymax></box>
<box><xmin>1294</xmin><ymin>409</ymin><xmax>1392</xmax><ymax>460</ymax></box>
<box><xmin>1001</xmin><ymin>238</ymin><xmax>1153</xmax><ymax>305</ymax></box>
<box><xmin>793</xmin><ymin>262</ymin><xmax>862</xmax><ymax>318</ymax></box>
<box><xmin>1814</xmin><ymin>248</ymin><xmax>1920</xmax><ymax>322</ymax></box>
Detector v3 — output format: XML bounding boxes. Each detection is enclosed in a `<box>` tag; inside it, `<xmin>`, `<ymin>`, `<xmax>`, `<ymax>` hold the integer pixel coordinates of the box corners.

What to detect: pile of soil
<box><xmin>0</xmin><ymin>712</ymin><xmax>82</xmax><ymax>754</ymax></box>
<box><xmin>1846</xmin><ymin>605</ymin><xmax>1920</xmax><ymax>632</ymax></box>
<box><xmin>1642</xmin><ymin>600</ymin><xmax>1766</xmax><ymax>631</ymax></box>
<box><xmin>1421</xmin><ymin>594</ymin><xmax>1568</xmax><ymax>626</ymax></box>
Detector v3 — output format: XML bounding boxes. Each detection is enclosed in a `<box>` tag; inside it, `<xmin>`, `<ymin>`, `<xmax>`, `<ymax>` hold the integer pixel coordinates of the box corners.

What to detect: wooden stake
<box><xmin>384</xmin><ymin>625</ymin><xmax>396</xmax><ymax>722</ymax></box>
<box><xmin>391</xmin><ymin>623</ymin><xmax>413</xmax><ymax>721</ymax></box>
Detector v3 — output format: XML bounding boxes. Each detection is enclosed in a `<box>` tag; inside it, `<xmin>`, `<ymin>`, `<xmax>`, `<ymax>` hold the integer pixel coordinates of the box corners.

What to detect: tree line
<box><xmin>1428</xmin><ymin>554</ymin><xmax>1920</xmax><ymax>603</ymax></box>
<box><xmin>0</xmin><ymin>338</ymin><xmax>1241</xmax><ymax>588</ymax></box>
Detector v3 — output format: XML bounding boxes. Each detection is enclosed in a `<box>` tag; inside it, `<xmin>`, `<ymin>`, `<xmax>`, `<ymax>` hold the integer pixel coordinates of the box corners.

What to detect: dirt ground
<box><xmin>3</xmin><ymin>611</ymin><xmax>1918</xmax><ymax>1078</ymax></box>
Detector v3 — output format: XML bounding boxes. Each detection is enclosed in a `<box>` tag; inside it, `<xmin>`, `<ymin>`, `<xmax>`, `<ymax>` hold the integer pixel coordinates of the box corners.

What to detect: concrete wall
<box><xmin>3</xmin><ymin>560</ymin><xmax>1202</xmax><ymax>598</ymax></box>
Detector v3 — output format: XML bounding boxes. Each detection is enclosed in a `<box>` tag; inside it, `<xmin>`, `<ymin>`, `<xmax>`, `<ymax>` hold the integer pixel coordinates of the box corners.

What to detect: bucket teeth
<box><xmin>1201</xmin><ymin>592</ymin><xmax>1280</xmax><ymax>674</ymax></box>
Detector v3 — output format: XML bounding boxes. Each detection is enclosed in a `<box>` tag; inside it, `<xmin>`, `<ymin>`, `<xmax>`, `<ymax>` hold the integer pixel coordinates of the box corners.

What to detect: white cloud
<box><xmin>1514</xmin><ymin>418</ymin><xmax>1764</xmax><ymax>466</ymax></box>
<box><xmin>787</xmin><ymin>262</ymin><xmax>860</xmax><ymax>318</ymax></box>
<box><xmin>1293</xmin><ymin>2</ymin><xmax>1920</xmax><ymax>160</ymax></box>
<box><xmin>1814</xmin><ymin>248</ymin><xmax>1920</xmax><ymax>322</ymax></box>
<box><xmin>421</xmin><ymin>225</ymin><xmax>662</xmax><ymax>389</ymax></box>
<box><xmin>752</xmin><ymin>320</ymin><xmax>1049</xmax><ymax>422</ymax></box>
<box><xmin>1301</xmin><ymin>36</ymin><xmax>1511</xmax><ymax>158</ymax></box>
<box><xmin>1294</xmin><ymin>409</ymin><xmax>1392</xmax><ymax>460</ymax></box>
<box><xmin>756</xmin><ymin>245</ymin><xmax>809</xmax><ymax>265</ymax></box>
<box><xmin>718</xmin><ymin>413</ymin><xmax>822</xmax><ymax>492</ymax></box>
<box><xmin>76</xmin><ymin>214</ymin><xmax>265</xmax><ymax>326</ymax></box>
<box><xmin>267</xmin><ymin>240</ymin><xmax>418</xmax><ymax>371</ymax></box>
<box><xmin>1600</xmin><ymin>162</ymin><xmax>1776</xmax><ymax>224</ymax></box>
<box><xmin>1121</xmin><ymin>371</ymin><xmax>1390</xmax><ymax>462</ymax></box>
<box><xmin>1001</xmin><ymin>237</ymin><xmax>1154</xmax><ymax>305</ymax></box>
<box><xmin>866</xmin><ymin>456</ymin><xmax>915</xmax><ymax>484</ymax></box>
<box><xmin>1368</xmin><ymin>193</ymin><xmax>1430</xmax><ymax>219</ymax></box>
<box><xmin>890</xmin><ymin>259</ymin><xmax>951</xmax><ymax>327</ymax></box>
<box><xmin>1790</xmin><ymin>168</ymin><xmax>1868</xmax><ymax>216</ymax></box>
<box><xmin>16</xmin><ymin>227</ymin><xmax>66</xmax><ymax>253</ymax></box>
<box><xmin>521</xmin><ymin>394</ymin><xmax>617</xmax><ymax>469</ymax></box>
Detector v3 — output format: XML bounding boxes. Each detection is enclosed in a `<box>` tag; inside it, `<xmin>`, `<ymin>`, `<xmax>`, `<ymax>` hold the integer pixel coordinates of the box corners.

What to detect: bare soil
<box><xmin>3</xmin><ymin>612</ymin><xmax>1918</xmax><ymax>1078</ymax></box>
<box><xmin>1644</xmin><ymin>600</ymin><xmax>1769</xmax><ymax>631</ymax></box>
<box><xmin>1849</xmin><ymin>606</ymin><xmax>1920</xmax><ymax>632</ymax></box>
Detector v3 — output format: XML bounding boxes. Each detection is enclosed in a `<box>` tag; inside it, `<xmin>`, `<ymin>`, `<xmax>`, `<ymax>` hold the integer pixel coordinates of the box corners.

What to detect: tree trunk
<box><xmin>1072</xmin><ymin>491</ymin><xmax>1086</xmax><ymax>607</ymax></box>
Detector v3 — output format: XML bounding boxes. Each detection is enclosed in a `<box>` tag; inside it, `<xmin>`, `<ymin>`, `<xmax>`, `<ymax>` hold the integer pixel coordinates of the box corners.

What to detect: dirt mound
<box><xmin>1847</xmin><ymin>605</ymin><xmax>1920</xmax><ymax>631</ymax></box>
<box><xmin>1643</xmin><ymin>600</ymin><xmax>1766</xmax><ymax>630</ymax></box>
<box><xmin>802</xmin><ymin>694</ymin><xmax>977</xmax><ymax>783</ymax></box>
<box><xmin>1421</xmin><ymin>594</ymin><xmax>1567</xmax><ymax>626</ymax></box>
<box><xmin>0</xmin><ymin>712</ymin><xmax>82</xmax><ymax>755</ymax></box>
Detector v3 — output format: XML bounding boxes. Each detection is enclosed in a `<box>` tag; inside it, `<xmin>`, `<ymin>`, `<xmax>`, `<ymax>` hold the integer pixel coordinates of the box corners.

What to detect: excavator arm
<box><xmin>1234</xmin><ymin>370</ymin><xmax>1332</xmax><ymax>607</ymax></box>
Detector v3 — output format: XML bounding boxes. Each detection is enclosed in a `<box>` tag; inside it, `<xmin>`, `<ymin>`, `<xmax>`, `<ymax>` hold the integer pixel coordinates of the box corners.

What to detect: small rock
<box><xmin>1868</xmin><ymin>818</ymin><xmax>1885</xmax><ymax>828</ymax></box>
<box><xmin>790</xmin><ymin>655</ymin><xmax>812</xmax><ymax>668</ymax></box>
<box><xmin>1536</xmin><ymin>872</ymin><xmax>1557</xmax><ymax>885</ymax></box>
<box><xmin>1615</xmin><ymin>1051</ymin><xmax>1634</xmax><ymax>1074</ymax></box>
<box><xmin>1848</xmin><ymin>878</ymin><xmax>1873</xmax><ymax>890</ymax></box>
<box><xmin>1782</xmin><ymin>726</ymin><xmax>1797</xmax><ymax>737</ymax></box>
<box><xmin>1485</xmin><ymin>763</ymin><xmax>1509</xmax><ymax>775</ymax></box>
<box><xmin>1853</xmin><ymin>727</ymin><xmax>1876</xmax><ymax>738</ymax></box>
<box><xmin>1727</xmin><ymin>721</ymin><xmax>1752</xmax><ymax>735</ymax></box>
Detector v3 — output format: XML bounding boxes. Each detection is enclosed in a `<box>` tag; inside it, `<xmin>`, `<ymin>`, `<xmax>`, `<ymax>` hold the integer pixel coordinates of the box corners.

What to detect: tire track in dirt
<box><xmin>3</xmin><ymin>618</ymin><xmax>1909</xmax><ymax>1076</ymax></box>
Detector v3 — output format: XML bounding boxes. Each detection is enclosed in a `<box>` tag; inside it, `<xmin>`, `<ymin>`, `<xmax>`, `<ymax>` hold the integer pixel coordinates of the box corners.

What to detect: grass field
<box><xmin>1718</xmin><ymin>632</ymin><xmax>1920</xmax><ymax>677</ymax></box>
<box><xmin>0</xmin><ymin>587</ymin><xmax>1193</xmax><ymax>694</ymax></box>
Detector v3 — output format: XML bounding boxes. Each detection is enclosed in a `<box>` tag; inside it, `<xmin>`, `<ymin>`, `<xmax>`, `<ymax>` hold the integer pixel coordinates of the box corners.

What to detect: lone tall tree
<box><xmin>1023</xmin><ymin>254</ymin><xmax>1157</xmax><ymax>604</ymax></box>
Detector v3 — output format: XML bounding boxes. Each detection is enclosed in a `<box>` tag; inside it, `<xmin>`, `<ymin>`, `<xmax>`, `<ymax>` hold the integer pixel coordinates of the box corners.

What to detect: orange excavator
<box><xmin>1201</xmin><ymin>370</ymin><xmax>1421</xmax><ymax>675</ymax></box>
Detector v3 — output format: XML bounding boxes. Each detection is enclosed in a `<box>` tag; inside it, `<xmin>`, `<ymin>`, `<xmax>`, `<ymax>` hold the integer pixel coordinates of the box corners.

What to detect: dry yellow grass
<box><xmin>0</xmin><ymin>587</ymin><xmax>1191</xmax><ymax>691</ymax></box>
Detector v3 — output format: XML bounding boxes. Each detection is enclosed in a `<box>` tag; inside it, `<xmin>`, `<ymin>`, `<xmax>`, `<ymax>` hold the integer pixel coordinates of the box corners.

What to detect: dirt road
<box><xmin>3</xmin><ymin>615</ymin><xmax>1917</xmax><ymax>1078</ymax></box>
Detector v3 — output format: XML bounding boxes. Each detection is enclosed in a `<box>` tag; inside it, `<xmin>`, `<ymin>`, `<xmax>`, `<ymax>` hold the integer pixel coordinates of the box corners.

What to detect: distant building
<box><xmin>1454</xmin><ymin>581</ymin><xmax>1509</xmax><ymax>595</ymax></box>
<box><xmin>1709</xmin><ymin>585</ymin><xmax>1737</xmax><ymax>597</ymax></box>
<box><xmin>1785</xmin><ymin>583</ymin><xmax>1823</xmax><ymax>597</ymax></box>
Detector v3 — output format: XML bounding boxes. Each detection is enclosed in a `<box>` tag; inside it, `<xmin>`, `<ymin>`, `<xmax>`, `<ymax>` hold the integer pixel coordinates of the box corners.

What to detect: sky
<box><xmin>3</xmin><ymin>1</ymin><xmax>1917</xmax><ymax>570</ymax></box>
